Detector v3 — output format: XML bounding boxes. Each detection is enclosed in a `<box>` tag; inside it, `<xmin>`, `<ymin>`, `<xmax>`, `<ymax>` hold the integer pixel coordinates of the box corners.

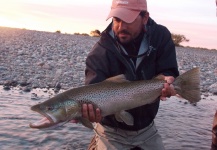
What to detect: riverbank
<box><xmin>0</xmin><ymin>26</ymin><xmax>217</xmax><ymax>95</ymax></box>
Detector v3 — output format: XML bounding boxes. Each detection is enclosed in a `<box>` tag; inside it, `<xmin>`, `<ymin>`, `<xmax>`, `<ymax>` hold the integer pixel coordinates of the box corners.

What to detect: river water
<box><xmin>0</xmin><ymin>86</ymin><xmax>216</xmax><ymax>150</ymax></box>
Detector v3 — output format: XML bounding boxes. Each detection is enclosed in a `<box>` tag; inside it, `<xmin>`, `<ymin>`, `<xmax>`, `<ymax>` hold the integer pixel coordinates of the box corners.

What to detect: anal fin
<box><xmin>80</xmin><ymin>118</ymin><xmax>94</xmax><ymax>129</ymax></box>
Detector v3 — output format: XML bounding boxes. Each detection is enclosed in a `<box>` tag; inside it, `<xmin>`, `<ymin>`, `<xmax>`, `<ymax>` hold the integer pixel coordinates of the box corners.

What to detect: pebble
<box><xmin>209</xmin><ymin>83</ymin><xmax>217</xmax><ymax>95</ymax></box>
<box><xmin>176</xmin><ymin>47</ymin><xmax>217</xmax><ymax>95</ymax></box>
<box><xmin>3</xmin><ymin>85</ymin><xmax>10</xmax><ymax>90</ymax></box>
<box><xmin>22</xmin><ymin>86</ymin><xmax>31</xmax><ymax>92</ymax></box>
<box><xmin>0</xmin><ymin>27</ymin><xmax>217</xmax><ymax>97</ymax></box>
<box><xmin>0</xmin><ymin>66</ymin><xmax>8</xmax><ymax>71</ymax></box>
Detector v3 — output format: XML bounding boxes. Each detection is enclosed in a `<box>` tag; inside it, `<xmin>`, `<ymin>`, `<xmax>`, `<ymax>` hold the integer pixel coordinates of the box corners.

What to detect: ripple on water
<box><xmin>155</xmin><ymin>96</ymin><xmax>216</xmax><ymax>149</ymax></box>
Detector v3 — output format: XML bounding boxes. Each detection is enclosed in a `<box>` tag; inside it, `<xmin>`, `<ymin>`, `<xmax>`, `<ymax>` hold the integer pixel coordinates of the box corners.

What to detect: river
<box><xmin>0</xmin><ymin>86</ymin><xmax>216</xmax><ymax>150</ymax></box>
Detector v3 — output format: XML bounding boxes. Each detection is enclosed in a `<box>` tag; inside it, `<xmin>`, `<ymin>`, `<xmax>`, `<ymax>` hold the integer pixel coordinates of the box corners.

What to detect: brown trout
<box><xmin>29</xmin><ymin>67</ymin><xmax>201</xmax><ymax>129</ymax></box>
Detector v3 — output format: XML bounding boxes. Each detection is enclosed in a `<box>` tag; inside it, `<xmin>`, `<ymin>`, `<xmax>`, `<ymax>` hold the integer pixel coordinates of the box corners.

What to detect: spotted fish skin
<box><xmin>30</xmin><ymin>67</ymin><xmax>201</xmax><ymax>129</ymax></box>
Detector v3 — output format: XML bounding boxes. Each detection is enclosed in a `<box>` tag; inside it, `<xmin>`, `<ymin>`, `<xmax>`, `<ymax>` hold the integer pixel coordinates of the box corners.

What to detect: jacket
<box><xmin>85</xmin><ymin>18</ymin><xmax>179</xmax><ymax>131</ymax></box>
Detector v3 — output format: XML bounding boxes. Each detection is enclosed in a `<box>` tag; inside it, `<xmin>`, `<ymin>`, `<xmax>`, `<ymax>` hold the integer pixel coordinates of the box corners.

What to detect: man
<box><xmin>212</xmin><ymin>111</ymin><xmax>217</xmax><ymax>150</ymax></box>
<box><xmin>83</xmin><ymin>0</ymin><xmax>179</xmax><ymax>149</ymax></box>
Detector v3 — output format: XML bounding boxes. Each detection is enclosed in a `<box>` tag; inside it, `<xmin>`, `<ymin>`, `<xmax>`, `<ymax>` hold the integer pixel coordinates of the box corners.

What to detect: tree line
<box><xmin>56</xmin><ymin>29</ymin><xmax>189</xmax><ymax>47</ymax></box>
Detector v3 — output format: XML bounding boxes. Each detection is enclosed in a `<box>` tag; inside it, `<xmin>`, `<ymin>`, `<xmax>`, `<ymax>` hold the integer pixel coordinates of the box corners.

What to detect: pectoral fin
<box><xmin>115</xmin><ymin>110</ymin><xmax>134</xmax><ymax>126</ymax></box>
<box><xmin>80</xmin><ymin>118</ymin><xmax>94</xmax><ymax>129</ymax></box>
<box><xmin>114</xmin><ymin>113</ymin><xmax>124</xmax><ymax>123</ymax></box>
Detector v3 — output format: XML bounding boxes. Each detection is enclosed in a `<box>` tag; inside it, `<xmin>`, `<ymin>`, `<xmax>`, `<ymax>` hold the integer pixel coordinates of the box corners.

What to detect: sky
<box><xmin>0</xmin><ymin>0</ymin><xmax>216</xmax><ymax>49</ymax></box>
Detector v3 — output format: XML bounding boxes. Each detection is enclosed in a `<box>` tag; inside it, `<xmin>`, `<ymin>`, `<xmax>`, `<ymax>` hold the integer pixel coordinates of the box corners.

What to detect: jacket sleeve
<box><xmin>155</xmin><ymin>26</ymin><xmax>179</xmax><ymax>78</ymax></box>
<box><xmin>85</xmin><ymin>43</ymin><xmax>110</xmax><ymax>85</ymax></box>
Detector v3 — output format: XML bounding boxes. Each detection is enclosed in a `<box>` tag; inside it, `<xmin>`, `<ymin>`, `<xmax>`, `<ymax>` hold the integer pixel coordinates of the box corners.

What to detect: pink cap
<box><xmin>106</xmin><ymin>0</ymin><xmax>147</xmax><ymax>23</ymax></box>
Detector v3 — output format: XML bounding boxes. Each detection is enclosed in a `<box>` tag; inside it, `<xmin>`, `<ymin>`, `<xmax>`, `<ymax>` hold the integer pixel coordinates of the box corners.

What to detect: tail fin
<box><xmin>173</xmin><ymin>67</ymin><xmax>201</xmax><ymax>103</ymax></box>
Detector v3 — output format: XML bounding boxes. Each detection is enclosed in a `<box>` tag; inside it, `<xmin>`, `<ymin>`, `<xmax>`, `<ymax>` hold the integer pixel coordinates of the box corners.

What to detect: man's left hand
<box><xmin>160</xmin><ymin>76</ymin><xmax>176</xmax><ymax>100</ymax></box>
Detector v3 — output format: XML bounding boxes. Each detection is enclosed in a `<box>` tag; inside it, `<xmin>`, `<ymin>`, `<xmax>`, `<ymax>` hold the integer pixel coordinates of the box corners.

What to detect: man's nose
<box><xmin>118</xmin><ymin>20</ymin><xmax>128</xmax><ymax>30</ymax></box>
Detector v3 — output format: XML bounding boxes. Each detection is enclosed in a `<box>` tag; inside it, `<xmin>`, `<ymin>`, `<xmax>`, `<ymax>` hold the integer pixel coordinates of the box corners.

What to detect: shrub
<box><xmin>74</xmin><ymin>32</ymin><xmax>89</xmax><ymax>36</ymax></box>
<box><xmin>171</xmin><ymin>33</ymin><xmax>189</xmax><ymax>46</ymax></box>
<box><xmin>90</xmin><ymin>29</ymin><xmax>101</xmax><ymax>37</ymax></box>
<box><xmin>81</xmin><ymin>33</ymin><xmax>89</xmax><ymax>36</ymax></box>
<box><xmin>56</xmin><ymin>30</ymin><xmax>61</xmax><ymax>34</ymax></box>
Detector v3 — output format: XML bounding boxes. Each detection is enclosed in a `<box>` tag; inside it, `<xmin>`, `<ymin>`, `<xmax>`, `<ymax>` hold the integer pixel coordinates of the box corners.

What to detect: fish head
<box><xmin>29</xmin><ymin>99</ymin><xmax>81</xmax><ymax>129</ymax></box>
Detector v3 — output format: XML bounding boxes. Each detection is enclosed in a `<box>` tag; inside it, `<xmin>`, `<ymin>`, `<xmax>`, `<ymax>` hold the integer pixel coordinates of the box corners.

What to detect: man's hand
<box><xmin>82</xmin><ymin>104</ymin><xmax>102</xmax><ymax>123</ymax></box>
<box><xmin>70</xmin><ymin>104</ymin><xmax>102</xmax><ymax>124</ymax></box>
<box><xmin>160</xmin><ymin>76</ymin><xmax>176</xmax><ymax>101</ymax></box>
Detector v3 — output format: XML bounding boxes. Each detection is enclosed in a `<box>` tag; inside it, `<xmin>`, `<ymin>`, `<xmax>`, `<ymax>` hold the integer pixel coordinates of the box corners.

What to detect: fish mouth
<box><xmin>29</xmin><ymin>109</ymin><xmax>57</xmax><ymax>129</ymax></box>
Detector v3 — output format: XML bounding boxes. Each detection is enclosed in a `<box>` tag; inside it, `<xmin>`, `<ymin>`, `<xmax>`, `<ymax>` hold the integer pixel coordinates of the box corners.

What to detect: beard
<box><xmin>116</xmin><ymin>30</ymin><xmax>134</xmax><ymax>45</ymax></box>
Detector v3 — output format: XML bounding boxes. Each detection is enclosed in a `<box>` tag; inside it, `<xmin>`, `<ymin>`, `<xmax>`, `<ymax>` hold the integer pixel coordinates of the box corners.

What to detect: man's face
<box><xmin>112</xmin><ymin>13</ymin><xmax>149</xmax><ymax>44</ymax></box>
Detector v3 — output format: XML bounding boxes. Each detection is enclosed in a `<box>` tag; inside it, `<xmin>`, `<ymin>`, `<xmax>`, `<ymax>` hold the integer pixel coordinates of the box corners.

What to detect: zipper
<box><xmin>117</xmin><ymin>52</ymin><xmax>137</xmax><ymax>80</ymax></box>
<box><xmin>113</xmin><ymin>41</ymin><xmax>137</xmax><ymax>80</ymax></box>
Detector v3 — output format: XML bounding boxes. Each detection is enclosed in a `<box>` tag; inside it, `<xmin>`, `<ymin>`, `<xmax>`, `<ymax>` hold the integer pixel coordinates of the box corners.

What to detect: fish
<box><xmin>29</xmin><ymin>67</ymin><xmax>201</xmax><ymax>129</ymax></box>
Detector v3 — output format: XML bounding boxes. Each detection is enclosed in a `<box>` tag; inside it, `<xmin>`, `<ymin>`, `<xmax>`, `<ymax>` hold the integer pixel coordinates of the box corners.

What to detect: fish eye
<box><xmin>46</xmin><ymin>106</ymin><xmax>54</xmax><ymax>111</ymax></box>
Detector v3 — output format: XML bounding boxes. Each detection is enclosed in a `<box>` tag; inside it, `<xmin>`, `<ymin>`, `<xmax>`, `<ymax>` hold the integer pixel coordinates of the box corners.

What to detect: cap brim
<box><xmin>106</xmin><ymin>8</ymin><xmax>140</xmax><ymax>23</ymax></box>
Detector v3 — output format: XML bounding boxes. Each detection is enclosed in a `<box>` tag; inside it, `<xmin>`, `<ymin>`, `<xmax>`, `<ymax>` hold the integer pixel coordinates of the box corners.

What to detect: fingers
<box><xmin>87</xmin><ymin>104</ymin><xmax>95</xmax><ymax>122</ymax></box>
<box><xmin>164</xmin><ymin>76</ymin><xmax>175</xmax><ymax>84</ymax></box>
<box><xmin>160</xmin><ymin>83</ymin><xmax>170</xmax><ymax>101</ymax></box>
<box><xmin>160</xmin><ymin>76</ymin><xmax>176</xmax><ymax>101</ymax></box>
<box><xmin>95</xmin><ymin>108</ymin><xmax>102</xmax><ymax>123</ymax></box>
<box><xmin>82</xmin><ymin>103</ymin><xmax>89</xmax><ymax>119</ymax></box>
<box><xmin>82</xmin><ymin>104</ymin><xmax>102</xmax><ymax>123</ymax></box>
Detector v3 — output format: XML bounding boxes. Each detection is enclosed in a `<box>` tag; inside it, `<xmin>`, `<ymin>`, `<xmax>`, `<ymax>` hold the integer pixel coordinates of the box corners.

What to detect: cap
<box><xmin>106</xmin><ymin>0</ymin><xmax>147</xmax><ymax>23</ymax></box>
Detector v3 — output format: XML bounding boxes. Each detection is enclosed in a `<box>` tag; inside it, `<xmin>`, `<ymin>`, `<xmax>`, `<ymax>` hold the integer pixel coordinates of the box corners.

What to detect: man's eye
<box><xmin>113</xmin><ymin>17</ymin><xmax>121</xmax><ymax>22</ymax></box>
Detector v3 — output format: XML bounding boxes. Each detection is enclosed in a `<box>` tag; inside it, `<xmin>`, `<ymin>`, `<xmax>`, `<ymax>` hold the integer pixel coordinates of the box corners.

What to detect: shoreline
<box><xmin>0</xmin><ymin>26</ymin><xmax>217</xmax><ymax>95</ymax></box>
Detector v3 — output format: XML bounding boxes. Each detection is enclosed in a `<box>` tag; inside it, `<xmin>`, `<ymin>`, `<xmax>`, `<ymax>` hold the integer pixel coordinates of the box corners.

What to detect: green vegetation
<box><xmin>74</xmin><ymin>32</ymin><xmax>89</xmax><ymax>36</ymax></box>
<box><xmin>171</xmin><ymin>33</ymin><xmax>189</xmax><ymax>46</ymax></box>
<box><xmin>74</xmin><ymin>30</ymin><xmax>101</xmax><ymax>37</ymax></box>
<box><xmin>56</xmin><ymin>30</ymin><xmax>61</xmax><ymax>34</ymax></box>
<box><xmin>74</xmin><ymin>30</ymin><xmax>193</xmax><ymax>49</ymax></box>
<box><xmin>90</xmin><ymin>29</ymin><xmax>101</xmax><ymax>37</ymax></box>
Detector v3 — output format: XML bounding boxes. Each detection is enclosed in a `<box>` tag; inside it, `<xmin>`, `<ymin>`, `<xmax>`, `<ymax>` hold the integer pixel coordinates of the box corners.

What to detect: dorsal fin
<box><xmin>154</xmin><ymin>74</ymin><xmax>165</xmax><ymax>80</ymax></box>
<box><xmin>105</xmin><ymin>74</ymin><xmax>129</xmax><ymax>83</ymax></box>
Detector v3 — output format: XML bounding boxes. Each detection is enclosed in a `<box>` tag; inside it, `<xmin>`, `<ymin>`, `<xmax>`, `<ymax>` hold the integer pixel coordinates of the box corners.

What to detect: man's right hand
<box><xmin>82</xmin><ymin>104</ymin><xmax>102</xmax><ymax>123</ymax></box>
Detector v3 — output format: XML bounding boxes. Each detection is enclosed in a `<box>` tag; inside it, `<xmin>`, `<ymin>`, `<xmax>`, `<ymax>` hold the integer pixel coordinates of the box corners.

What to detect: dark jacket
<box><xmin>85</xmin><ymin>18</ymin><xmax>179</xmax><ymax>131</ymax></box>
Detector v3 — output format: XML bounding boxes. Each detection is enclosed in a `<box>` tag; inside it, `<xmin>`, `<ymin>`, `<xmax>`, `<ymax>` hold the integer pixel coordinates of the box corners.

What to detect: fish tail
<box><xmin>173</xmin><ymin>67</ymin><xmax>201</xmax><ymax>103</ymax></box>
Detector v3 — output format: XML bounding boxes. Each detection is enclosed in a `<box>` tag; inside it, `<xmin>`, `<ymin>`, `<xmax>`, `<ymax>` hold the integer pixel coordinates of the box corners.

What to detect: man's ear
<box><xmin>143</xmin><ymin>12</ymin><xmax>149</xmax><ymax>24</ymax></box>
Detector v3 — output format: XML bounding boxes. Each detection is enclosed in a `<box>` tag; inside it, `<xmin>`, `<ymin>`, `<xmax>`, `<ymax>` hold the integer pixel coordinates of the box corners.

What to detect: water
<box><xmin>0</xmin><ymin>86</ymin><xmax>93</xmax><ymax>150</ymax></box>
<box><xmin>0</xmin><ymin>86</ymin><xmax>216</xmax><ymax>150</ymax></box>
<box><xmin>156</xmin><ymin>95</ymin><xmax>216</xmax><ymax>150</ymax></box>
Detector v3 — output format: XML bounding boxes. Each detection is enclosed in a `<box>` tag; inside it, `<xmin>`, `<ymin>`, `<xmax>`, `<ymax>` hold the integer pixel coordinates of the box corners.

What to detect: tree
<box><xmin>90</xmin><ymin>29</ymin><xmax>101</xmax><ymax>37</ymax></box>
<box><xmin>74</xmin><ymin>32</ymin><xmax>89</xmax><ymax>36</ymax></box>
<box><xmin>171</xmin><ymin>33</ymin><xmax>189</xmax><ymax>46</ymax></box>
<box><xmin>74</xmin><ymin>32</ymin><xmax>80</xmax><ymax>35</ymax></box>
<box><xmin>56</xmin><ymin>30</ymin><xmax>61</xmax><ymax>34</ymax></box>
<box><xmin>81</xmin><ymin>33</ymin><xmax>89</xmax><ymax>36</ymax></box>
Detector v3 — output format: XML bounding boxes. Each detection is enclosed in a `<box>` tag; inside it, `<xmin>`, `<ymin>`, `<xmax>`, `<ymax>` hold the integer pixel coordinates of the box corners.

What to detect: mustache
<box><xmin>117</xmin><ymin>30</ymin><xmax>131</xmax><ymax>35</ymax></box>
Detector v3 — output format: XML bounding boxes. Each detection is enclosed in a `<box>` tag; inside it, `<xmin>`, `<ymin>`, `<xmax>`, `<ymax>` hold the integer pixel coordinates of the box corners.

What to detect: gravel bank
<box><xmin>0</xmin><ymin>27</ymin><xmax>217</xmax><ymax>95</ymax></box>
<box><xmin>0</xmin><ymin>27</ymin><xmax>98</xmax><ymax>91</ymax></box>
